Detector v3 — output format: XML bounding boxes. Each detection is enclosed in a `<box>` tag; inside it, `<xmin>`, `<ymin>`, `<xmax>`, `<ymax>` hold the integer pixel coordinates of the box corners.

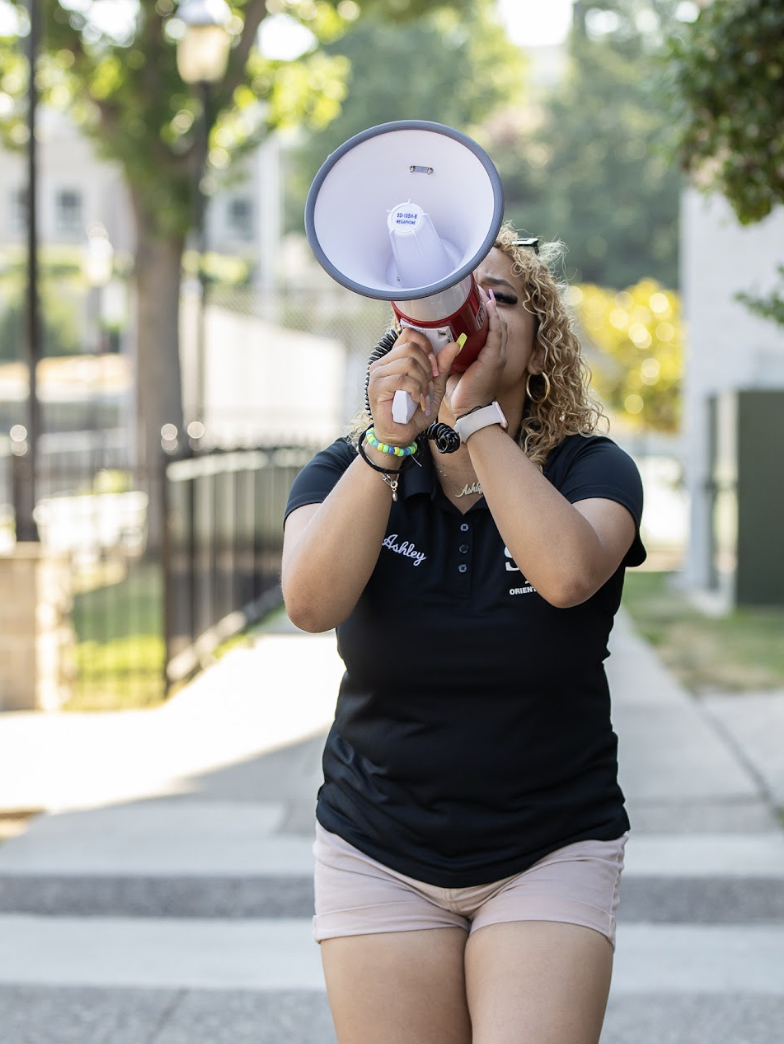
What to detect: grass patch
<box><xmin>72</xmin><ymin>561</ymin><xmax>162</xmax><ymax>635</ymax></box>
<box><xmin>622</xmin><ymin>571</ymin><xmax>784</xmax><ymax>694</ymax></box>
<box><xmin>64</xmin><ymin>562</ymin><xmax>285</xmax><ymax>711</ymax></box>
<box><xmin>68</xmin><ymin>635</ymin><xmax>166</xmax><ymax>711</ymax></box>
<box><xmin>65</xmin><ymin>562</ymin><xmax>166</xmax><ymax>712</ymax></box>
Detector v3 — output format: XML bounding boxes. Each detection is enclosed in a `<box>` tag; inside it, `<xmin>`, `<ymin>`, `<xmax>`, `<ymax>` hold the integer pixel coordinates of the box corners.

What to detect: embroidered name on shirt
<box><xmin>382</xmin><ymin>534</ymin><xmax>427</xmax><ymax>567</ymax></box>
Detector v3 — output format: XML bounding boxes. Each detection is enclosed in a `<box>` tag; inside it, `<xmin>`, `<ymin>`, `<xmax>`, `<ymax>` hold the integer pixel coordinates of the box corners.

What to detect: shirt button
<box><xmin>459</xmin><ymin>544</ymin><xmax>469</xmax><ymax>554</ymax></box>
<box><xmin>458</xmin><ymin>564</ymin><xmax>468</xmax><ymax>573</ymax></box>
<box><xmin>460</xmin><ymin>523</ymin><xmax>469</xmax><ymax>532</ymax></box>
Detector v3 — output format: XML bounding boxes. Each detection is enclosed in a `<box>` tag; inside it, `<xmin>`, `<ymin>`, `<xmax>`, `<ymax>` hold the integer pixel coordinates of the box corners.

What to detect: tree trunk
<box><xmin>131</xmin><ymin>201</ymin><xmax>186</xmax><ymax>551</ymax></box>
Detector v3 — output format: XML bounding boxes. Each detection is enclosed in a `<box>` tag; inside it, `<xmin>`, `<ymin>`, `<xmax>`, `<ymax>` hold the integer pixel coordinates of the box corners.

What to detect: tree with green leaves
<box><xmin>575</xmin><ymin>278</ymin><xmax>682</xmax><ymax>431</ymax></box>
<box><xmin>0</xmin><ymin>0</ymin><xmax>476</xmax><ymax>480</ymax></box>
<box><xmin>665</xmin><ymin>0</ymin><xmax>784</xmax><ymax>325</ymax></box>
<box><xmin>486</xmin><ymin>0</ymin><xmax>684</xmax><ymax>290</ymax></box>
<box><xmin>286</xmin><ymin>0</ymin><xmax>527</xmax><ymax>230</ymax></box>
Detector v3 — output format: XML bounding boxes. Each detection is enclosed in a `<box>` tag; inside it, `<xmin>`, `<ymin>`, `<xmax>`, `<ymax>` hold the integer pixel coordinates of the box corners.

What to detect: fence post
<box><xmin>160</xmin><ymin>452</ymin><xmax>173</xmax><ymax>696</ymax></box>
<box><xmin>11</xmin><ymin>447</ymin><xmax>38</xmax><ymax>543</ymax></box>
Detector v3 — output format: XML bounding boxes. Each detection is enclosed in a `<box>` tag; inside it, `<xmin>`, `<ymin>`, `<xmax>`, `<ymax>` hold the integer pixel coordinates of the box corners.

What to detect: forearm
<box><xmin>466</xmin><ymin>426</ymin><xmax>608</xmax><ymax>607</ymax></box>
<box><xmin>282</xmin><ymin>453</ymin><xmax>399</xmax><ymax>632</ymax></box>
<box><xmin>283</xmin><ymin>328</ymin><xmax>458</xmax><ymax>632</ymax></box>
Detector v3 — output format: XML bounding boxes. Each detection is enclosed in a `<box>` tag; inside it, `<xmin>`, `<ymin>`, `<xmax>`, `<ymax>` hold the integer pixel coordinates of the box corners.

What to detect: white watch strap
<box><xmin>453</xmin><ymin>401</ymin><xmax>508</xmax><ymax>443</ymax></box>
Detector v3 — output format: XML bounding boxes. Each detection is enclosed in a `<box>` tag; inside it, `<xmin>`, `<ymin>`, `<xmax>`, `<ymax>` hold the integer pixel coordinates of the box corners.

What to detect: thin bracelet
<box><xmin>454</xmin><ymin>403</ymin><xmax>494</xmax><ymax>422</ymax></box>
<box><xmin>357</xmin><ymin>430</ymin><xmax>406</xmax><ymax>500</ymax></box>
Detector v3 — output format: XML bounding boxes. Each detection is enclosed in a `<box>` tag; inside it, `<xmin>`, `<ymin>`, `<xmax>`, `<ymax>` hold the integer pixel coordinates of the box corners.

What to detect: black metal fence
<box><xmin>1</xmin><ymin>438</ymin><xmax>162</xmax><ymax>710</ymax></box>
<box><xmin>163</xmin><ymin>445</ymin><xmax>315</xmax><ymax>689</ymax></box>
<box><xmin>1</xmin><ymin>438</ymin><xmax>313</xmax><ymax>710</ymax></box>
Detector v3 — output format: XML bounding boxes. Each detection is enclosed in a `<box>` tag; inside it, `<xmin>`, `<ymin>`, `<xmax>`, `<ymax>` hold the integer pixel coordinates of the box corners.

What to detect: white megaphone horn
<box><xmin>305</xmin><ymin>121</ymin><xmax>504</xmax><ymax>424</ymax></box>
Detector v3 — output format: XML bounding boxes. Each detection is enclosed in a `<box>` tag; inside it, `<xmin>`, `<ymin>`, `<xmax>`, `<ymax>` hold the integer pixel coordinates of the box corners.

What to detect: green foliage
<box><xmin>736</xmin><ymin>266</ymin><xmax>784</xmax><ymax>328</ymax></box>
<box><xmin>574</xmin><ymin>278</ymin><xmax>682</xmax><ymax>431</ymax></box>
<box><xmin>0</xmin><ymin>2</ymin><xmax>341</xmax><ymax>236</ymax></box>
<box><xmin>0</xmin><ymin>251</ymin><xmax>84</xmax><ymax>359</ymax></box>
<box><xmin>286</xmin><ymin>0</ymin><xmax>527</xmax><ymax>231</ymax></box>
<box><xmin>0</xmin><ymin>0</ymin><xmax>478</xmax><ymax>239</ymax></box>
<box><xmin>665</xmin><ymin>0</ymin><xmax>784</xmax><ymax>225</ymax></box>
<box><xmin>487</xmin><ymin>0</ymin><xmax>683</xmax><ymax>289</ymax></box>
<box><xmin>182</xmin><ymin>249</ymin><xmax>252</xmax><ymax>285</ymax></box>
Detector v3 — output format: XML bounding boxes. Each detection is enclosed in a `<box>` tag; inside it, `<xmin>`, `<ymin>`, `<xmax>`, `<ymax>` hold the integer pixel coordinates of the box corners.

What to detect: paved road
<box><xmin>0</xmin><ymin>610</ymin><xmax>782</xmax><ymax>1043</ymax></box>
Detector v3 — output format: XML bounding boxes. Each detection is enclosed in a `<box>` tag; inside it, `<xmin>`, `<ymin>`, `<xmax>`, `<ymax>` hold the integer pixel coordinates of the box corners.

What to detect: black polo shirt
<box><xmin>285</xmin><ymin>433</ymin><xmax>646</xmax><ymax>887</ymax></box>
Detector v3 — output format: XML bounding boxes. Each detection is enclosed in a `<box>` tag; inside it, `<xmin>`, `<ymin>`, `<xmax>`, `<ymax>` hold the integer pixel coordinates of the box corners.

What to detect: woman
<box><xmin>282</xmin><ymin>223</ymin><xmax>646</xmax><ymax>1044</ymax></box>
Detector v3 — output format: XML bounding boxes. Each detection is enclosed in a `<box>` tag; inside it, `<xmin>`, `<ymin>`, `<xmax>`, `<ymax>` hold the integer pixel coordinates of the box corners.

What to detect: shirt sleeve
<box><xmin>553</xmin><ymin>436</ymin><xmax>647</xmax><ymax>567</ymax></box>
<box><xmin>284</xmin><ymin>438</ymin><xmax>356</xmax><ymax>523</ymax></box>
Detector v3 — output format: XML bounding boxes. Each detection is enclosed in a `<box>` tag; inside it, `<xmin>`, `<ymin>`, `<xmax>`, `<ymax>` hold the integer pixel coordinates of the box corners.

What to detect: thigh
<box><xmin>465</xmin><ymin>920</ymin><xmax>614</xmax><ymax>1044</ymax></box>
<box><xmin>321</xmin><ymin>927</ymin><xmax>472</xmax><ymax>1044</ymax></box>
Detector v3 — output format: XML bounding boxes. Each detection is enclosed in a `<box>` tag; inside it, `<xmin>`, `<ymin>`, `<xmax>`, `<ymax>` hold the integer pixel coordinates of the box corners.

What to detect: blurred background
<box><xmin>0</xmin><ymin>0</ymin><xmax>782</xmax><ymax>715</ymax></box>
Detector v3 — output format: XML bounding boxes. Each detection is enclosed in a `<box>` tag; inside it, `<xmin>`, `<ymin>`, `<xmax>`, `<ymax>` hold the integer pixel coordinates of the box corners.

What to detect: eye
<box><xmin>491</xmin><ymin>291</ymin><xmax>518</xmax><ymax>306</ymax></box>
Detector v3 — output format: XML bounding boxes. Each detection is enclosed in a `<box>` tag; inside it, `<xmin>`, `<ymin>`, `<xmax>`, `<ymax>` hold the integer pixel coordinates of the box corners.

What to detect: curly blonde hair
<box><xmin>351</xmin><ymin>223</ymin><xmax>606</xmax><ymax>467</ymax></box>
<box><xmin>493</xmin><ymin>223</ymin><xmax>606</xmax><ymax>467</ymax></box>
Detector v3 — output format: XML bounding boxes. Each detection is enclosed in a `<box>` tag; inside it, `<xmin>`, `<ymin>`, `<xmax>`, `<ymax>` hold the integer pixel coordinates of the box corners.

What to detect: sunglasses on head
<box><xmin>515</xmin><ymin>237</ymin><xmax>541</xmax><ymax>255</ymax></box>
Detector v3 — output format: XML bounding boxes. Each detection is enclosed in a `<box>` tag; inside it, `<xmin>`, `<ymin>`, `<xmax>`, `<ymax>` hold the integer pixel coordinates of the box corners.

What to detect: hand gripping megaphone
<box><xmin>305</xmin><ymin>121</ymin><xmax>504</xmax><ymax>424</ymax></box>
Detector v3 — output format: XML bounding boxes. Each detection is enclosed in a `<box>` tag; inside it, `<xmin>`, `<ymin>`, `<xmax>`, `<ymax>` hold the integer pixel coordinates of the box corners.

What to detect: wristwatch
<box><xmin>453</xmin><ymin>401</ymin><xmax>508</xmax><ymax>444</ymax></box>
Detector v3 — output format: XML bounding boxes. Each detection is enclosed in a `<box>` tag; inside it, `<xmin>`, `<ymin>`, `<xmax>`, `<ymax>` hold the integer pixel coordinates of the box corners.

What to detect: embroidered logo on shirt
<box><xmin>505</xmin><ymin>546</ymin><xmax>536</xmax><ymax>595</ymax></box>
<box><xmin>382</xmin><ymin>533</ymin><xmax>427</xmax><ymax>567</ymax></box>
<box><xmin>509</xmin><ymin>582</ymin><xmax>536</xmax><ymax>595</ymax></box>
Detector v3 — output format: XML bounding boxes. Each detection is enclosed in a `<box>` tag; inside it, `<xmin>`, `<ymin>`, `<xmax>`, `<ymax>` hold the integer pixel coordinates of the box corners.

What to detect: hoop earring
<box><xmin>526</xmin><ymin>372</ymin><xmax>551</xmax><ymax>403</ymax></box>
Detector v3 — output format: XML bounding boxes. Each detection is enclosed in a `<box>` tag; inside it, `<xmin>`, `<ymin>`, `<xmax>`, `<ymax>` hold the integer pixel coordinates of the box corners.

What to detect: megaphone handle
<box><xmin>391</xmin><ymin>322</ymin><xmax>454</xmax><ymax>425</ymax></box>
<box><xmin>392</xmin><ymin>389</ymin><xmax>418</xmax><ymax>425</ymax></box>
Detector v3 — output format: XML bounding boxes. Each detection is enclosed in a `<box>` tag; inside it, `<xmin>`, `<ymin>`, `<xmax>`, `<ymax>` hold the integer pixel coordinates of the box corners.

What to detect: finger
<box><xmin>371</xmin><ymin>373</ymin><xmax>432</xmax><ymax>411</ymax></box>
<box><xmin>370</xmin><ymin>355</ymin><xmax>434</xmax><ymax>404</ymax></box>
<box><xmin>370</xmin><ymin>349</ymin><xmax>435</xmax><ymax>406</ymax></box>
<box><xmin>395</xmin><ymin>329</ymin><xmax>440</xmax><ymax>378</ymax></box>
<box><xmin>484</xmin><ymin>286</ymin><xmax>506</xmax><ymax>347</ymax></box>
<box><xmin>372</xmin><ymin>344</ymin><xmax>434</xmax><ymax>375</ymax></box>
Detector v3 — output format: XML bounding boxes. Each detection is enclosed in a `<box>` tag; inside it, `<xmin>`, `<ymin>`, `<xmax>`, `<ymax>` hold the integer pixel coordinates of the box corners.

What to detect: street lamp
<box><xmin>175</xmin><ymin>0</ymin><xmax>233</xmax><ymax>431</ymax></box>
<box><xmin>82</xmin><ymin>222</ymin><xmax>114</xmax><ymax>293</ymax></box>
<box><xmin>176</xmin><ymin>0</ymin><xmax>233</xmax><ymax>85</ymax></box>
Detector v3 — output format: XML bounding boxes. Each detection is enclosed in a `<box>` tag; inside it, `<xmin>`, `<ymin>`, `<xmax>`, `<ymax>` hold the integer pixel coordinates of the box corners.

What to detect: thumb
<box><xmin>435</xmin><ymin>339</ymin><xmax>463</xmax><ymax>380</ymax></box>
<box><xmin>428</xmin><ymin>340</ymin><xmax>463</xmax><ymax>415</ymax></box>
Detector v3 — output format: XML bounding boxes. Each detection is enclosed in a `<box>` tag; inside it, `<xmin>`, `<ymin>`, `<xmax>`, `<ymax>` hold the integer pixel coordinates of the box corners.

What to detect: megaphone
<box><xmin>305</xmin><ymin>120</ymin><xmax>504</xmax><ymax>424</ymax></box>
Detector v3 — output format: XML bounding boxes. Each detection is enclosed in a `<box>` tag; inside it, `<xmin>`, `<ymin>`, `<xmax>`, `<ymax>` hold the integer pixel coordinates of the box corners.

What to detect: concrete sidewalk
<box><xmin>0</xmin><ymin>609</ymin><xmax>782</xmax><ymax>1043</ymax></box>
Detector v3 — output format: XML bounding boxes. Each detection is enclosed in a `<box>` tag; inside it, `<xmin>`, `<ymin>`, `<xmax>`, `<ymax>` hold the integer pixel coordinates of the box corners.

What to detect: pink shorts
<box><xmin>313</xmin><ymin>823</ymin><xmax>628</xmax><ymax>949</ymax></box>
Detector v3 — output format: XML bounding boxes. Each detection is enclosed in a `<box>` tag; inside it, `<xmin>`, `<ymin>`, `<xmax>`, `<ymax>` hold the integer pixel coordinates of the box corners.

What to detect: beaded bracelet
<box><xmin>357</xmin><ymin>429</ymin><xmax>415</xmax><ymax>501</ymax></box>
<box><xmin>366</xmin><ymin>427</ymin><xmax>418</xmax><ymax>458</ymax></box>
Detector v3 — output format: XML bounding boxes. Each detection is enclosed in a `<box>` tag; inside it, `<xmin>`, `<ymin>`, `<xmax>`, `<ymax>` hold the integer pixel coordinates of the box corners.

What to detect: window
<box><xmin>55</xmin><ymin>189</ymin><xmax>83</xmax><ymax>236</ymax></box>
<box><xmin>227</xmin><ymin>197</ymin><xmax>253</xmax><ymax>240</ymax></box>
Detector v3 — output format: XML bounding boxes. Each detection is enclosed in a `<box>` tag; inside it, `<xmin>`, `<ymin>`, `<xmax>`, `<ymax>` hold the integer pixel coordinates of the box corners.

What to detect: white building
<box><xmin>0</xmin><ymin>107</ymin><xmax>271</xmax><ymax>264</ymax></box>
<box><xmin>0</xmin><ymin>108</ymin><xmax>348</xmax><ymax>447</ymax></box>
<box><xmin>681</xmin><ymin>187</ymin><xmax>784</xmax><ymax>604</ymax></box>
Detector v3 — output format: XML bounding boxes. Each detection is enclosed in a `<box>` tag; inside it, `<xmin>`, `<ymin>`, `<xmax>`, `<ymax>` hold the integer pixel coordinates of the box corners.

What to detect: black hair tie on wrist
<box><xmin>357</xmin><ymin>428</ymin><xmax>412</xmax><ymax>474</ymax></box>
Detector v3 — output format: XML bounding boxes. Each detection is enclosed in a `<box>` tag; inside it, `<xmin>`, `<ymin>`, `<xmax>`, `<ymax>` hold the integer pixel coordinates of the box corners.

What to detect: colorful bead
<box><xmin>365</xmin><ymin>427</ymin><xmax>417</xmax><ymax>457</ymax></box>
